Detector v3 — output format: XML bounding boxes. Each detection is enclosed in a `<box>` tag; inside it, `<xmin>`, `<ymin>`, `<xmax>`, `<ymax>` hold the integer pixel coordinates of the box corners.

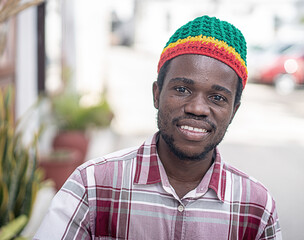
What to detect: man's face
<box><xmin>153</xmin><ymin>55</ymin><xmax>240</xmax><ymax>161</ymax></box>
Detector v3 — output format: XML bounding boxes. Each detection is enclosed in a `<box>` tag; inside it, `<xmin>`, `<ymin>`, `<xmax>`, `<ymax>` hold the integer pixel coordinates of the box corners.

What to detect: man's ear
<box><xmin>230</xmin><ymin>102</ymin><xmax>241</xmax><ymax>124</ymax></box>
<box><xmin>152</xmin><ymin>81</ymin><xmax>160</xmax><ymax>109</ymax></box>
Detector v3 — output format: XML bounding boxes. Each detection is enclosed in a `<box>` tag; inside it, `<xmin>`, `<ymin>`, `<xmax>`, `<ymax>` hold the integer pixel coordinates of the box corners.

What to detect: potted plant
<box><xmin>50</xmin><ymin>90</ymin><xmax>114</xmax><ymax>163</ymax></box>
<box><xmin>38</xmin><ymin>148</ymin><xmax>81</xmax><ymax>191</ymax></box>
<box><xmin>0</xmin><ymin>87</ymin><xmax>44</xmax><ymax>239</ymax></box>
<box><xmin>37</xmin><ymin>90</ymin><xmax>113</xmax><ymax>191</ymax></box>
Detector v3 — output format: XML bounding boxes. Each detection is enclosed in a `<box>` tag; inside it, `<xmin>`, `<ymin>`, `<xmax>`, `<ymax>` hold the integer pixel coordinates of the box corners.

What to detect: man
<box><xmin>35</xmin><ymin>15</ymin><xmax>282</xmax><ymax>239</ymax></box>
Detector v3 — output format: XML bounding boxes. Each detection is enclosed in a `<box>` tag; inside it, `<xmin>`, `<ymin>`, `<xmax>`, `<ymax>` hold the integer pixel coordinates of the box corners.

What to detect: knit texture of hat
<box><xmin>158</xmin><ymin>15</ymin><xmax>248</xmax><ymax>88</ymax></box>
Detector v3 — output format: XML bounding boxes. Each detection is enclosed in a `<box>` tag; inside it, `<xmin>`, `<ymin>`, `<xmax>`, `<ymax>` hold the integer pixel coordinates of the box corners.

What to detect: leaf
<box><xmin>0</xmin><ymin>89</ymin><xmax>5</xmax><ymax>122</ymax></box>
<box><xmin>0</xmin><ymin>182</ymin><xmax>9</xmax><ymax>225</ymax></box>
<box><xmin>0</xmin><ymin>215</ymin><xmax>28</xmax><ymax>240</ymax></box>
<box><xmin>0</xmin><ymin>86</ymin><xmax>43</xmax><ymax>235</ymax></box>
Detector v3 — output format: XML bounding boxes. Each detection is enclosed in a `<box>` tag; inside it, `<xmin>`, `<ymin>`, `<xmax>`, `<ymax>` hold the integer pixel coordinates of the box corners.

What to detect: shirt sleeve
<box><xmin>34</xmin><ymin>169</ymin><xmax>91</xmax><ymax>240</ymax></box>
<box><xmin>259</xmin><ymin>200</ymin><xmax>282</xmax><ymax>240</ymax></box>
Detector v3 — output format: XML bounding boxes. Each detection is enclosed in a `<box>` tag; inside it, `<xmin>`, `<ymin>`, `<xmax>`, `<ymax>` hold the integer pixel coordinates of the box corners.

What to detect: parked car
<box><xmin>251</xmin><ymin>43</ymin><xmax>304</xmax><ymax>94</ymax></box>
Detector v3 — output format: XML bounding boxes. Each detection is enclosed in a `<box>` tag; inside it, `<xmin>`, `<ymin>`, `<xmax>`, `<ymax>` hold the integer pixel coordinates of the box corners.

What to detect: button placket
<box><xmin>174</xmin><ymin>202</ymin><xmax>186</xmax><ymax>240</ymax></box>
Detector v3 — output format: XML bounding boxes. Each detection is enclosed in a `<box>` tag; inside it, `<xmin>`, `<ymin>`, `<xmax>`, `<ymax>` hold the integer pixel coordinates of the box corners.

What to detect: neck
<box><xmin>157</xmin><ymin>136</ymin><xmax>215</xmax><ymax>185</ymax></box>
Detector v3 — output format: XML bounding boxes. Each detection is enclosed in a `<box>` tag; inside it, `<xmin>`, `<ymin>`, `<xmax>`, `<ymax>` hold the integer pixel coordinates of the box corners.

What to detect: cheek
<box><xmin>159</xmin><ymin>94</ymin><xmax>184</xmax><ymax>112</ymax></box>
<box><xmin>212</xmin><ymin>108</ymin><xmax>234</xmax><ymax>125</ymax></box>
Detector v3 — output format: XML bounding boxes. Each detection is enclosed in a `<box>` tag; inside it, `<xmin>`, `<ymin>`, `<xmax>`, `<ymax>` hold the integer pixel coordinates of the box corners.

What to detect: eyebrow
<box><xmin>211</xmin><ymin>84</ymin><xmax>232</xmax><ymax>96</ymax></box>
<box><xmin>169</xmin><ymin>77</ymin><xmax>195</xmax><ymax>85</ymax></box>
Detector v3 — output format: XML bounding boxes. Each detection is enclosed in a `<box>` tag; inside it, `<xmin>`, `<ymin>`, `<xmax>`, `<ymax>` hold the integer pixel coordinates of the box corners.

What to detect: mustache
<box><xmin>172</xmin><ymin>115</ymin><xmax>216</xmax><ymax>131</ymax></box>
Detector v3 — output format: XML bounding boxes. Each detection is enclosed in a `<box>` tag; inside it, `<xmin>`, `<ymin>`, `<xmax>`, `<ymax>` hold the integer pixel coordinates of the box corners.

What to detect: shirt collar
<box><xmin>133</xmin><ymin>133</ymin><xmax>161</xmax><ymax>184</ymax></box>
<box><xmin>133</xmin><ymin>132</ymin><xmax>226</xmax><ymax>202</ymax></box>
<box><xmin>197</xmin><ymin>149</ymin><xmax>226</xmax><ymax>202</ymax></box>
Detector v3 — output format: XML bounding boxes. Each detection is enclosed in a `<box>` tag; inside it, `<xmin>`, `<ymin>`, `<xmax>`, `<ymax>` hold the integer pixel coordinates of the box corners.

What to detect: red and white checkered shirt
<box><xmin>35</xmin><ymin>133</ymin><xmax>282</xmax><ymax>239</ymax></box>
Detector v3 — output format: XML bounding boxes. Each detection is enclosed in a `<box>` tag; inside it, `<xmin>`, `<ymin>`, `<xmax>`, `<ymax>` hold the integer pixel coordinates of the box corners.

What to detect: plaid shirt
<box><xmin>35</xmin><ymin>133</ymin><xmax>281</xmax><ymax>240</ymax></box>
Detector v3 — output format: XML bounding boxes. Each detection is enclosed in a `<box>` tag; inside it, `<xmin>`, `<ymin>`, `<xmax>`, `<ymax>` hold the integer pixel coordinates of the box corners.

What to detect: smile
<box><xmin>180</xmin><ymin>125</ymin><xmax>208</xmax><ymax>133</ymax></box>
<box><xmin>177</xmin><ymin>124</ymin><xmax>210</xmax><ymax>141</ymax></box>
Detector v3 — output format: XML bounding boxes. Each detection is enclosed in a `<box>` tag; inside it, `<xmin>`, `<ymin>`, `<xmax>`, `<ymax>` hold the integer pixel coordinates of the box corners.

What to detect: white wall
<box><xmin>16</xmin><ymin>7</ymin><xmax>38</xmax><ymax>119</ymax></box>
<box><xmin>15</xmin><ymin>6</ymin><xmax>39</xmax><ymax>145</ymax></box>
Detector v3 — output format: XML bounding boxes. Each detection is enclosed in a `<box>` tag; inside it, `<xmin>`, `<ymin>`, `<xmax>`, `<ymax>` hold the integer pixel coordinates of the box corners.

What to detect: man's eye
<box><xmin>175</xmin><ymin>87</ymin><xmax>189</xmax><ymax>93</ymax></box>
<box><xmin>211</xmin><ymin>95</ymin><xmax>226</xmax><ymax>102</ymax></box>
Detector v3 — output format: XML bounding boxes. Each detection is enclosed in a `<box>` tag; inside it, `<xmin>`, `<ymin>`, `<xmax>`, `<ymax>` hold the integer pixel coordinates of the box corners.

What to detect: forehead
<box><xmin>164</xmin><ymin>55</ymin><xmax>239</xmax><ymax>91</ymax></box>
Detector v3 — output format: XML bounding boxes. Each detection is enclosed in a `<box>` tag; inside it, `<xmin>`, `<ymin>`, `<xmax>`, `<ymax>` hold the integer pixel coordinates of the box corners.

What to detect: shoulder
<box><xmin>80</xmin><ymin>146</ymin><xmax>138</xmax><ymax>169</ymax></box>
<box><xmin>224</xmin><ymin>161</ymin><xmax>268</xmax><ymax>190</ymax></box>
<box><xmin>223</xmin><ymin>161</ymin><xmax>276</xmax><ymax>211</ymax></box>
<box><xmin>71</xmin><ymin>146</ymin><xmax>139</xmax><ymax>187</ymax></box>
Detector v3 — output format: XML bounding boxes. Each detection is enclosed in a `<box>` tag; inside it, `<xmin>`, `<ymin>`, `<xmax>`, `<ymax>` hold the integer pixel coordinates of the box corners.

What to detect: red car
<box><xmin>253</xmin><ymin>43</ymin><xmax>304</xmax><ymax>94</ymax></box>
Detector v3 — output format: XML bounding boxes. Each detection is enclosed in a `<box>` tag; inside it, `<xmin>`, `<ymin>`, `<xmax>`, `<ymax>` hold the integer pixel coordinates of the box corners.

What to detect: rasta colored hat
<box><xmin>157</xmin><ymin>15</ymin><xmax>248</xmax><ymax>88</ymax></box>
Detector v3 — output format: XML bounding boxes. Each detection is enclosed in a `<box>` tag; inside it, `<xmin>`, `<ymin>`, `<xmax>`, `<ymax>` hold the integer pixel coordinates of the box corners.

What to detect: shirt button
<box><xmin>177</xmin><ymin>205</ymin><xmax>184</xmax><ymax>212</ymax></box>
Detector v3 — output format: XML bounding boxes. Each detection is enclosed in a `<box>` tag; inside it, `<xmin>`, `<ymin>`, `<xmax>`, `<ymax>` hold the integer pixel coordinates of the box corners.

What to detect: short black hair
<box><xmin>157</xmin><ymin>59</ymin><xmax>243</xmax><ymax>107</ymax></box>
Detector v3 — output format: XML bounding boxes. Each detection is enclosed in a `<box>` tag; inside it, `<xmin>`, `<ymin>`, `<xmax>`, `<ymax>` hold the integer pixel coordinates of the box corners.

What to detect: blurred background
<box><xmin>0</xmin><ymin>0</ymin><xmax>303</xmax><ymax>238</ymax></box>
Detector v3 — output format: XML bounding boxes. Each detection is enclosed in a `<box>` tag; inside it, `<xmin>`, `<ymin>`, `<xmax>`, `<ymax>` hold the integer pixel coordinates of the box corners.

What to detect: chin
<box><xmin>161</xmin><ymin>131</ymin><xmax>216</xmax><ymax>161</ymax></box>
<box><xmin>175</xmin><ymin>146</ymin><xmax>215</xmax><ymax>161</ymax></box>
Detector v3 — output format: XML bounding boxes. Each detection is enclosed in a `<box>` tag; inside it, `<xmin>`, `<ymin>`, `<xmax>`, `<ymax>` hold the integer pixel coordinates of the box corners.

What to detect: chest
<box><xmin>91</xmin><ymin>186</ymin><xmax>262</xmax><ymax>240</ymax></box>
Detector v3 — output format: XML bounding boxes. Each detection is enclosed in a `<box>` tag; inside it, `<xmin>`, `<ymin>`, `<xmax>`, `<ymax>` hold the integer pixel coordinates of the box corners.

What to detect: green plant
<box><xmin>0</xmin><ymin>87</ymin><xmax>44</xmax><ymax>239</ymax></box>
<box><xmin>0</xmin><ymin>215</ymin><xmax>27</xmax><ymax>240</ymax></box>
<box><xmin>51</xmin><ymin>92</ymin><xmax>114</xmax><ymax>131</ymax></box>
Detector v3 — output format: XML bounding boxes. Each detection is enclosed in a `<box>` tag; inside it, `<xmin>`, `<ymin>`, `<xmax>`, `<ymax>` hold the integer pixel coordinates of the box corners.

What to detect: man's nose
<box><xmin>184</xmin><ymin>94</ymin><xmax>211</xmax><ymax>117</ymax></box>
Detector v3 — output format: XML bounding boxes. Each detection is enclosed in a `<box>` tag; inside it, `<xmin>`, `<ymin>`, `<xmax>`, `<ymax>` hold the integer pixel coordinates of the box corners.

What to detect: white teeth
<box><xmin>180</xmin><ymin>125</ymin><xmax>207</xmax><ymax>133</ymax></box>
<box><xmin>194</xmin><ymin>127</ymin><xmax>201</xmax><ymax>132</ymax></box>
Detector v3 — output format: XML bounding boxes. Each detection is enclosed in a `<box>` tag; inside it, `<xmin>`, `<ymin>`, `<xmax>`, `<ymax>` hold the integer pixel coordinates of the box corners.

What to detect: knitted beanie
<box><xmin>157</xmin><ymin>15</ymin><xmax>248</xmax><ymax>88</ymax></box>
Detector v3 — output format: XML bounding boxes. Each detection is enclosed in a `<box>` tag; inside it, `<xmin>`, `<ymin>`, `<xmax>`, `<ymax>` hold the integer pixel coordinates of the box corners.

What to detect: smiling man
<box><xmin>154</xmin><ymin>54</ymin><xmax>242</xmax><ymax>199</ymax></box>
<box><xmin>35</xmin><ymin>16</ymin><xmax>282</xmax><ymax>239</ymax></box>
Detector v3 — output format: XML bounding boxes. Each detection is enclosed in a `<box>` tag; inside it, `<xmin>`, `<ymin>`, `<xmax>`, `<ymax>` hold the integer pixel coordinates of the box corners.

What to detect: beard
<box><xmin>157</xmin><ymin>110</ymin><xmax>227</xmax><ymax>161</ymax></box>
